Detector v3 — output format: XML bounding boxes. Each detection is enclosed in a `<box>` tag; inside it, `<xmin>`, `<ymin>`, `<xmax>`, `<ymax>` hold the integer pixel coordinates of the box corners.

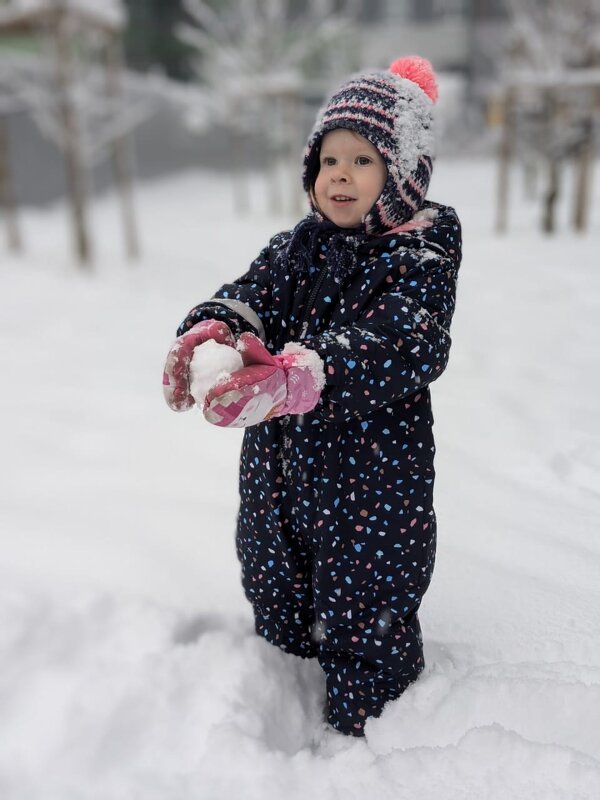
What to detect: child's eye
<box><xmin>322</xmin><ymin>156</ymin><xmax>336</xmax><ymax>166</ymax></box>
<box><xmin>356</xmin><ymin>156</ymin><xmax>372</xmax><ymax>166</ymax></box>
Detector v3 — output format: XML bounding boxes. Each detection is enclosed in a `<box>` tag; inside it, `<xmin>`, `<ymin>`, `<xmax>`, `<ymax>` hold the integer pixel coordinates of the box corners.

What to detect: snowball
<box><xmin>189</xmin><ymin>340</ymin><xmax>243</xmax><ymax>406</ymax></box>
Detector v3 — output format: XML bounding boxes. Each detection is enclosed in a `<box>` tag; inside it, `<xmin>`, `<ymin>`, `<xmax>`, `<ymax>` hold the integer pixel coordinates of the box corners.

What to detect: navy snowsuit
<box><xmin>178</xmin><ymin>202</ymin><xmax>461</xmax><ymax>734</ymax></box>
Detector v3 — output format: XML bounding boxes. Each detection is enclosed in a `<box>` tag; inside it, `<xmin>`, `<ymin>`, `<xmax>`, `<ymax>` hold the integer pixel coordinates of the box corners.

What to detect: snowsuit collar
<box><xmin>284</xmin><ymin>215</ymin><xmax>368</xmax><ymax>284</ymax></box>
<box><xmin>283</xmin><ymin>204</ymin><xmax>446</xmax><ymax>284</ymax></box>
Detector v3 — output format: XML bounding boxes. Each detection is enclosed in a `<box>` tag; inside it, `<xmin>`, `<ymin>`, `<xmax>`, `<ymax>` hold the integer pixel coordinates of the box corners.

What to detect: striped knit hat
<box><xmin>303</xmin><ymin>56</ymin><xmax>438</xmax><ymax>234</ymax></box>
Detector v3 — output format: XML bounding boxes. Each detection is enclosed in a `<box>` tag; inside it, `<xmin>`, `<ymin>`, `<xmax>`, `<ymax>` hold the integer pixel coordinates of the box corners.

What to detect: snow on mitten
<box><xmin>203</xmin><ymin>332</ymin><xmax>325</xmax><ymax>428</ymax></box>
<box><xmin>188</xmin><ymin>340</ymin><xmax>244</xmax><ymax>408</ymax></box>
<box><xmin>163</xmin><ymin>319</ymin><xmax>236</xmax><ymax>411</ymax></box>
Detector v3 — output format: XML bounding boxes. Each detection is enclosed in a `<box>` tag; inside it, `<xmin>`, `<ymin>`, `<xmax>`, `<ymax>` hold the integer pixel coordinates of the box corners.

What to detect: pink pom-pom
<box><xmin>388</xmin><ymin>56</ymin><xmax>438</xmax><ymax>103</ymax></box>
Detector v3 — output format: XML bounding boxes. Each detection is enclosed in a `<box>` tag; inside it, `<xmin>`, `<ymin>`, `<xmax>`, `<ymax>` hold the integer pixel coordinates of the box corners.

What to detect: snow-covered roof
<box><xmin>0</xmin><ymin>0</ymin><xmax>126</xmax><ymax>31</ymax></box>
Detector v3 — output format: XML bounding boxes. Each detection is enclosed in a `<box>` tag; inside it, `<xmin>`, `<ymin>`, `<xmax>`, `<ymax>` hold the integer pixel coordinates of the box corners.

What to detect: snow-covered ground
<box><xmin>1</xmin><ymin>159</ymin><xmax>599</xmax><ymax>799</ymax></box>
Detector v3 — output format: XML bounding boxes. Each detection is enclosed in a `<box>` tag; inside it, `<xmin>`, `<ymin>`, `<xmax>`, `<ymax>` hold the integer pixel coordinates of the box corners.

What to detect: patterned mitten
<box><xmin>203</xmin><ymin>332</ymin><xmax>325</xmax><ymax>428</ymax></box>
<box><xmin>163</xmin><ymin>319</ymin><xmax>236</xmax><ymax>411</ymax></box>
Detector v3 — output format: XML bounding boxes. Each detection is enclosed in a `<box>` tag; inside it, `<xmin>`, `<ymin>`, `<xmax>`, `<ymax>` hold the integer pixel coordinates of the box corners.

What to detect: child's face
<box><xmin>313</xmin><ymin>129</ymin><xmax>387</xmax><ymax>228</ymax></box>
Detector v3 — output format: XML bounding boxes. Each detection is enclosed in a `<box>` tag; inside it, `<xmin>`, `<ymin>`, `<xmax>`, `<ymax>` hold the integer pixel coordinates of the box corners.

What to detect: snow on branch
<box><xmin>179</xmin><ymin>0</ymin><xmax>359</xmax><ymax>137</ymax></box>
<box><xmin>0</xmin><ymin>50</ymin><xmax>151</xmax><ymax>167</ymax></box>
<box><xmin>503</xmin><ymin>0</ymin><xmax>600</xmax><ymax>73</ymax></box>
<box><xmin>0</xmin><ymin>1</ymin><xmax>127</xmax><ymax>29</ymax></box>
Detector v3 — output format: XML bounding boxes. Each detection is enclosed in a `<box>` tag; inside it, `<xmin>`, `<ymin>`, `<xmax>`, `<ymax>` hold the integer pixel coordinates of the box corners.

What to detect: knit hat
<box><xmin>303</xmin><ymin>56</ymin><xmax>438</xmax><ymax>234</ymax></box>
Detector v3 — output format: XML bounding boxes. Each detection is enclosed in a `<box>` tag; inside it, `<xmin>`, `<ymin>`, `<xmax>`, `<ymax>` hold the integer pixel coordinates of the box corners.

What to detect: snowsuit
<box><xmin>178</xmin><ymin>202</ymin><xmax>461</xmax><ymax>734</ymax></box>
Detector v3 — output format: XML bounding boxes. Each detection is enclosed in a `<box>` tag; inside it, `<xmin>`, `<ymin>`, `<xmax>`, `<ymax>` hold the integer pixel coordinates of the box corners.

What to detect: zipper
<box><xmin>299</xmin><ymin>260</ymin><xmax>329</xmax><ymax>340</ymax></box>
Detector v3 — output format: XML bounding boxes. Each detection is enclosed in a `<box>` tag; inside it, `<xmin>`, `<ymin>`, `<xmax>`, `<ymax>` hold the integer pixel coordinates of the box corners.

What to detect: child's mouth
<box><xmin>331</xmin><ymin>195</ymin><xmax>356</xmax><ymax>204</ymax></box>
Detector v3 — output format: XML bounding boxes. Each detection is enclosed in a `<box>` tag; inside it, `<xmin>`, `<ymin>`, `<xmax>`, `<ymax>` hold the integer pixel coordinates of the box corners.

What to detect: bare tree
<box><xmin>496</xmin><ymin>0</ymin><xmax>600</xmax><ymax>232</ymax></box>
<box><xmin>178</xmin><ymin>0</ymin><xmax>361</xmax><ymax>214</ymax></box>
<box><xmin>0</xmin><ymin>1</ymin><xmax>151</xmax><ymax>262</ymax></box>
<box><xmin>504</xmin><ymin>0</ymin><xmax>599</xmax><ymax>72</ymax></box>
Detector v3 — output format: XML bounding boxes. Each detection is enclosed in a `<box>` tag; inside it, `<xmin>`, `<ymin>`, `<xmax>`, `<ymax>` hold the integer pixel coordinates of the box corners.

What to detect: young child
<box><xmin>163</xmin><ymin>56</ymin><xmax>462</xmax><ymax>736</ymax></box>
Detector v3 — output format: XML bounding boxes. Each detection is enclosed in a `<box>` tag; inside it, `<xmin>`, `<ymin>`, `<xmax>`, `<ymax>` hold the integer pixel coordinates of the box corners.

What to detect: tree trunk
<box><xmin>542</xmin><ymin>88</ymin><xmax>560</xmax><ymax>235</ymax></box>
<box><xmin>572</xmin><ymin>115</ymin><xmax>593</xmax><ymax>232</ymax></box>
<box><xmin>0</xmin><ymin>117</ymin><xmax>22</xmax><ymax>252</ymax></box>
<box><xmin>286</xmin><ymin>90</ymin><xmax>304</xmax><ymax>217</ymax></box>
<box><xmin>496</xmin><ymin>87</ymin><xmax>515</xmax><ymax>234</ymax></box>
<box><xmin>231</xmin><ymin>128</ymin><xmax>249</xmax><ymax>215</ymax></box>
<box><xmin>543</xmin><ymin>155</ymin><xmax>560</xmax><ymax>234</ymax></box>
<box><xmin>106</xmin><ymin>36</ymin><xmax>140</xmax><ymax>261</ymax></box>
<box><xmin>54</xmin><ymin>12</ymin><xmax>92</xmax><ymax>265</ymax></box>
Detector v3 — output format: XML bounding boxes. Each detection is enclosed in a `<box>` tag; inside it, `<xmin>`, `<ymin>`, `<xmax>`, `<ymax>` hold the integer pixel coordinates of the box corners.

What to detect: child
<box><xmin>163</xmin><ymin>56</ymin><xmax>462</xmax><ymax>736</ymax></box>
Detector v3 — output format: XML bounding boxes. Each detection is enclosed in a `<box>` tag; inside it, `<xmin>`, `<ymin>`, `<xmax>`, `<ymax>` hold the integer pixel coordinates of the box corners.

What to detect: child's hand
<box><xmin>203</xmin><ymin>332</ymin><xmax>325</xmax><ymax>428</ymax></box>
<box><xmin>163</xmin><ymin>320</ymin><xmax>235</xmax><ymax>411</ymax></box>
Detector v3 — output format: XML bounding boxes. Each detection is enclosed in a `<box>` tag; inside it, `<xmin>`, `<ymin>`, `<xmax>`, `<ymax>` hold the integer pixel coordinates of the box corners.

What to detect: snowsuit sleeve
<box><xmin>303</xmin><ymin>222</ymin><xmax>461</xmax><ymax>423</ymax></box>
<box><xmin>175</xmin><ymin>235</ymin><xmax>284</xmax><ymax>341</ymax></box>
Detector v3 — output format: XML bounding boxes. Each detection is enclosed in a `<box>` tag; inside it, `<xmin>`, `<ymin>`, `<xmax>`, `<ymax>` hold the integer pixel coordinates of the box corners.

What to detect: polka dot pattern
<box><xmin>177</xmin><ymin>202</ymin><xmax>461</xmax><ymax>735</ymax></box>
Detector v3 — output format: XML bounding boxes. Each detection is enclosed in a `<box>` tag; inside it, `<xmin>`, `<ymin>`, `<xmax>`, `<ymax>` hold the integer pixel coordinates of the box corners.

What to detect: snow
<box><xmin>281</xmin><ymin>342</ymin><xmax>326</xmax><ymax>390</ymax></box>
<box><xmin>189</xmin><ymin>340</ymin><xmax>243</xmax><ymax>407</ymax></box>
<box><xmin>3</xmin><ymin>0</ymin><xmax>127</xmax><ymax>27</ymax></box>
<box><xmin>335</xmin><ymin>332</ymin><xmax>351</xmax><ymax>348</ymax></box>
<box><xmin>1</xmin><ymin>159</ymin><xmax>600</xmax><ymax>798</ymax></box>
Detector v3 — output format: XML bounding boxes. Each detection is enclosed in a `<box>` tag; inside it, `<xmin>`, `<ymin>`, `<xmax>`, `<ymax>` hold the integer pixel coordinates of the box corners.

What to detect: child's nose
<box><xmin>332</xmin><ymin>166</ymin><xmax>349</xmax><ymax>182</ymax></box>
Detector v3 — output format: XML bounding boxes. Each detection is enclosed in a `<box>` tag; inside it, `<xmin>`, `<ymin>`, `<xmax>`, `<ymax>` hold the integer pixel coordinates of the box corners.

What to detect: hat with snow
<box><xmin>303</xmin><ymin>56</ymin><xmax>439</xmax><ymax>233</ymax></box>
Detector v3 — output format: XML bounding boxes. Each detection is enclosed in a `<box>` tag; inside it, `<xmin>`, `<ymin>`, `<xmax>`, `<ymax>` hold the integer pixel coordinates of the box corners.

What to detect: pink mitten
<box><xmin>203</xmin><ymin>332</ymin><xmax>325</xmax><ymax>428</ymax></box>
<box><xmin>163</xmin><ymin>319</ymin><xmax>236</xmax><ymax>411</ymax></box>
